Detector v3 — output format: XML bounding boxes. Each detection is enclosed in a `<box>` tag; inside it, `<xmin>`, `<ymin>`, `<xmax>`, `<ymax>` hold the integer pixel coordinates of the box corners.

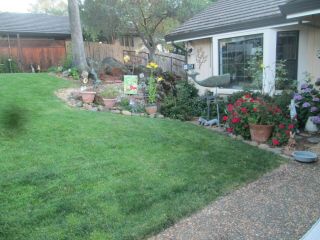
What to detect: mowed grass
<box><xmin>0</xmin><ymin>74</ymin><xmax>285</xmax><ymax>240</ymax></box>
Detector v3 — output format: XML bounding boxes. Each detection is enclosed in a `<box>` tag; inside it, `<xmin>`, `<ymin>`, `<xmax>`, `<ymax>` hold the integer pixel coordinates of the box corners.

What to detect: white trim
<box><xmin>287</xmin><ymin>9</ymin><xmax>320</xmax><ymax>19</ymax></box>
<box><xmin>168</xmin><ymin>22</ymin><xmax>299</xmax><ymax>43</ymax></box>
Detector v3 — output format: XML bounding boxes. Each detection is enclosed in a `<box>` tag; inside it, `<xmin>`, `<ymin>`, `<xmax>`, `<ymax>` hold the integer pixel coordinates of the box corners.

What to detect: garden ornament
<box><xmin>198</xmin><ymin>117</ymin><xmax>207</xmax><ymax>125</ymax></box>
<box><xmin>189</xmin><ymin>71</ymin><xmax>231</xmax><ymax>126</ymax></box>
<box><xmin>289</xmin><ymin>99</ymin><xmax>297</xmax><ymax>120</ymax></box>
<box><xmin>283</xmin><ymin>132</ymin><xmax>296</xmax><ymax>156</ymax></box>
<box><xmin>205</xmin><ymin>118</ymin><xmax>219</xmax><ymax>127</ymax></box>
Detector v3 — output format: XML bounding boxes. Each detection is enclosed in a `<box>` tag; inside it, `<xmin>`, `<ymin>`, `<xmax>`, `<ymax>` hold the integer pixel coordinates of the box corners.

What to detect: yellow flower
<box><xmin>147</xmin><ymin>61</ymin><xmax>158</xmax><ymax>69</ymax></box>
<box><xmin>157</xmin><ymin>76</ymin><xmax>164</xmax><ymax>82</ymax></box>
<box><xmin>123</xmin><ymin>55</ymin><xmax>130</xmax><ymax>63</ymax></box>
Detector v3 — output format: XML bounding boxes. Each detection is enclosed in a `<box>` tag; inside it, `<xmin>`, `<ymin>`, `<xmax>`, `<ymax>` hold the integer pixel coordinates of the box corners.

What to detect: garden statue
<box><xmin>189</xmin><ymin>71</ymin><xmax>231</xmax><ymax>126</ymax></box>
<box><xmin>283</xmin><ymin>132</ymin><xmax>296</xmax><ymax>156</ymax></box>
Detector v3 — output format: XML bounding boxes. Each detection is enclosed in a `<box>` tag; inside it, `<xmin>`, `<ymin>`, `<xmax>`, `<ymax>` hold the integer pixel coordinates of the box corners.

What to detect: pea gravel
<box><xmin>149</xmin><ymin>161</ymin><xmax>320</xmax><ymax>240</ymax></box>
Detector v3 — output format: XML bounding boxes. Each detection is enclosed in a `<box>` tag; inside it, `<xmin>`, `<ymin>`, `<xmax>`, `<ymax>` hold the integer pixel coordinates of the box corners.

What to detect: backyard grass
<box><xmin>0</xmin><ymin>73</ymin><xmax>285</xmax><ymax>240</ymax></box>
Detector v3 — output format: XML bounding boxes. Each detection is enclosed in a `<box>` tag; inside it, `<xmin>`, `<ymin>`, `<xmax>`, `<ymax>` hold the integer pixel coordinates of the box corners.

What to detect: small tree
<box><xmin>68</xmin><ymin>0</ymin><xmax>88</xmax><ymax>72</ymax></box>
<box><xmin>29</xmin><ymin>0</ymin><xmax>68</xmax><ymax>16</ymax></box>
<box><xmin>120</xmin><ymin>0</ymin><xmax>178</xmax><ymax>60</ymax></box>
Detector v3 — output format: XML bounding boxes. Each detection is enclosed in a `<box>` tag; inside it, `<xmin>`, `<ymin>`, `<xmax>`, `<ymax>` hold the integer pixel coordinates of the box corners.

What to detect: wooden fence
<box><xmin>66</xmin><ymin>41</ymin><xmax>135</xmax><ymax>63</ymax></box>
<box><xmin>123</xmin><ymin>50</ymin><xmax>186</xmax><ymax>76</ymax></box>
<box><xmin>0</xmin><ymin>37</ymin><xmax>66</xmax><ymax>71</ymax></box>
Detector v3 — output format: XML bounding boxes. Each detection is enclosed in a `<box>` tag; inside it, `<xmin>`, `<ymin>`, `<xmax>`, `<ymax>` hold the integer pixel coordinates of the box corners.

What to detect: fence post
<box><xmin>170</xmin><ymin>56</ymin><xmax>173</xmax><ymax>73</ymax></box>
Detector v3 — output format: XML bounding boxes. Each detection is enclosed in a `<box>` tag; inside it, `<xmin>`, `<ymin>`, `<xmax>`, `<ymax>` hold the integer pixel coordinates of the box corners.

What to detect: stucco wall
<box><xmin>186</xmin><ymin>38</ymin><xmax>213</xmax><ymax>94</ymax></box>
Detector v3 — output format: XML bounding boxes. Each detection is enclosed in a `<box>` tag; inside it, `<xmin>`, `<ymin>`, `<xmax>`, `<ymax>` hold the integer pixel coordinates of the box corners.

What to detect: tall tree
<box><xmin>29</xmin><ymin>0</ymin><xmax>68</xmax><ymax>16</ymax></box>
<box><xmin>81</xmin><ymin>0</ymin><xmax>121</xmax><ymax>42</ymax></box>
<box><xmin>68</xmin><ymin>0</ymin><xmax>88</xmax><ymax>72</ymax></box>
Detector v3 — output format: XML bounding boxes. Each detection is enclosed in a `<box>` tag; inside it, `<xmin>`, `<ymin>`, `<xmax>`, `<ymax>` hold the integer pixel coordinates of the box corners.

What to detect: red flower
<box><xmin>288</xmin><ymin>124</ymin><xmax>294</xmax><ymax>130</ymax></box>
<box><xmin>250</xmin><ymin>98</ymin><xmax>255</xmax><ymax>103</ymax></box>
<box><xmin>241</xmin><ymin>107</ymin><xmax>248</xmax><ymax>113</ymax></box>
<box><xmin>244</xmin><ymin>94</ymin><xmax>251</xmax><ymax>99</ymax></box>
<box><xmin>227</xmin><ymin>104</ymin><xmax>234</xmax><ymax>112</ymax></box>
<box><xmin>222</xmin><ymin>116</ymin><xmax>228</xmax><ymax>121</ymax></box>
<box><xmin>253</xmin><ymin>107</ymin><xmax>257</xmax><ymax>112</ymax></box>
<box><xmin>226</xmin><ymin>127</ymin><xmax>233</xmax><ymax>133</ymax></box>
<box><xmin>231</xmin><ymin>117</ymin><xmax>241</xmax><ymax>124</ymax></box>
<box><xmin>272</xmin><ymin>138</ymin><xmax>280</xmax><ymax>146</ymax></box>
<box><xmin>278</xmin><ymin>123</ymin><xmax>285</xmax><ymax>129</ymax></box>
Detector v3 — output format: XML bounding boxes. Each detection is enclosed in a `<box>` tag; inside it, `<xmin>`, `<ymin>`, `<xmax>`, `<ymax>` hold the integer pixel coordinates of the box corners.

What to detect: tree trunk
<box><xmin>148</xmin><ymin>47</ymin><xmax>156</xmax><ymax>61</ymax></box>
<box><xmin>68</xmin><ymin>0</ymin><xmax>88</xmax><ymax>72</ymax></box>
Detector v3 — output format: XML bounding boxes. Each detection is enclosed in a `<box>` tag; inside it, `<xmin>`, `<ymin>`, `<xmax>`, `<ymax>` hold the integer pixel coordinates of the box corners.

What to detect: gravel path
<box><xmin>150</xmin><ymin>160</ymin><xmax>320</xmax><ymax>240</ymax></box>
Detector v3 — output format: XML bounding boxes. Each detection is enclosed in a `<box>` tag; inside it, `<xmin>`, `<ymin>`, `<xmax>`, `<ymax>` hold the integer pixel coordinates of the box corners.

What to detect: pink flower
<box><xmin>223</xmin><ymin>116</ymin><xmax>228</xmax><ymax>121</ymax></box>
<box><xmin>272</xmin><ymin>139</ymin><xmax>280</xmax><ymax>146</ymax></box>
<box><xmin>278</xmin><ymin>124</ymin><xmax>285</xmax><ymax>129</ymax></box>
<box><xmin>227</xmin><ymin>104</ymin><xmax>234</xmax><ymax>112</ymax></box>
<box><xmin>241</xmin><ymin>107</ymin><xmax>248</xmax><ymax>113</ymax></box>
<box><xmin>227</xmin><ymin>127</ymin><xmax>233</xmax><ymax>133</ymax></box>
<box><xmin>231</xmin><ymin>117</ymin><xmax>241</xmax><ymax>124</ymax></box>
<box><xmin>288</xmin><ymin>124</ymin><xmax>294</xmax><ymax>130</ymax></box>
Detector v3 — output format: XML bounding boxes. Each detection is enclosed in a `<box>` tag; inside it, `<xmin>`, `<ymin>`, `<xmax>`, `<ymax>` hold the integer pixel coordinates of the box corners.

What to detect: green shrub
<box><xmin>62</xmin><ymin>53</ymin><xmax>73</xmax><ymax>70</ymax></box>
<box><xmin>160</xmin><ymin>81</ymin><xmax>205</xmax><ymax>121</ymax></box>
<box><xmin>69</xmin><ymin>67</ymin><xmax>80</xmax><ymax>80</ymax></box>
<box><xmin>0</xmin><ymin>57</ymin><xmax>20</xmax><ymax>73</ymax></box>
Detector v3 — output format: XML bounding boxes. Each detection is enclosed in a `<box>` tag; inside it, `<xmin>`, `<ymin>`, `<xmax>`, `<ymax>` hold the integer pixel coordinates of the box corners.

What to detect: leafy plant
<box><xmin>245</xmin><ymin>47</ymin><xmax>263</xmax><ymax>89</ymax></box>
<box><xmin>0</xmin><ymin>57</ymin><xmax>20</xmax><ymax>73</ymax></box>
<box><xmin>146</xmin><ymin>62</ymin><xmax>159</xmax><ymax>104</ymax></box>
<box><xmin>223</xmin><ymin>92</ymin><xmax>293</xmax><ymax>144</ymax></box>
<box><xmin>100</xmin><ymin>85</ymin><xmax>120</xmax><ymax>99</ymax></box>
<box><xmin>69</xmin><ymin>67</ymin><xmax>80</xmax><ymax>80</ymax></box>
<box><xmin>160</xmin><ymin>80</ymin><xmax>204</xmax><ymax>121</ymax></box>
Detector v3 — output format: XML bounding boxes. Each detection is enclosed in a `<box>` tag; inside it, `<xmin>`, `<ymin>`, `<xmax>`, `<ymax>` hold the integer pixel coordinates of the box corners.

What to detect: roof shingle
<box><xmin>0</xmin><ymin>12</ymin><xmax>70</xmax><ymax>37</ymax></box>
<box><xmin>166</xmin><ymin>0</ymin><xmax>296</xmax><ymax>42</ymax></box>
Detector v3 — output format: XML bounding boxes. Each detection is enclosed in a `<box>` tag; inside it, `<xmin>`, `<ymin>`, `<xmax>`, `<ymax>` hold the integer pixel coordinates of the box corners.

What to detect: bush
<box><xmin>160</xmin><ymin>81</ymin><xmax>205</xmax><ymax>121</ymax></box>
<box><xmin>0</xmin><ymin>57</ymin><xmax>20</xmax><ymax>73</ymax></box>
<box><xmin>223</xmin><ymin>92</ymin><xmax>294</xmax><ymax>145</ymax></box>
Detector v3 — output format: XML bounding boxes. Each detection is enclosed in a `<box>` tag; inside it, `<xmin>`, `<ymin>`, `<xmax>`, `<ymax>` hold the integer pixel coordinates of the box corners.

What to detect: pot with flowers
<box><xmin>80</xmin><ymin>71</ymin><xmax>96</xmax><ymax>104</ymax></box>
<box><xmin>100</xmin><ymin>85</ymin><xmax>120</xmax><ymax>109</ymax></box>
<box><xmin>145</xmin><ymin>61</ymin><xmax>159</xmax><ymax>114</ymax></box>
<box><xmin>223</xmin><ymin>93</ymin><xmax>283</xmax><ymax>143</ymax></box>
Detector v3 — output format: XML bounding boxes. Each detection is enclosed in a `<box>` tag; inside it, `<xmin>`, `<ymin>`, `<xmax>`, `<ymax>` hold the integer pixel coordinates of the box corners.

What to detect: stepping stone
<box><xmin>307</xmin><ymin>137</ymin><xmax>320</xmax><ymax>144</ymax></box>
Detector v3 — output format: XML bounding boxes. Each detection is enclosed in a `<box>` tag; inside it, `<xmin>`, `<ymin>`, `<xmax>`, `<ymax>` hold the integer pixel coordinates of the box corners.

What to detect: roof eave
<box><xmin>165</xmin><ymin>16</ymin><xmax>297</xmax><ymax>42</ymax></box>
<box><xmin>0</xmin><ymin>31</ymin><xmax>71</xmax><ymax>39</ymax></box>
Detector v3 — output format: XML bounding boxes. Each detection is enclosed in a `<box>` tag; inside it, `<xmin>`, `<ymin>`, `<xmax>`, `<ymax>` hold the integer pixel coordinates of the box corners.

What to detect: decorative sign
<box><xmin>183</xmin><ymin>64</ymin><xmax>195</xmax><ymax>70</ymax></box>
<box><xmin>124</xmin><ymin>75</ymin><xmax>138</xmax><ymax>95</ymax></box>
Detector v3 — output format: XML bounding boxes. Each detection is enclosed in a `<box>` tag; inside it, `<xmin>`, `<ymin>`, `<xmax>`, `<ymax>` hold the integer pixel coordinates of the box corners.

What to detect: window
<box><xmin>276</xmin><ymin>31</ymin><xmax>299</xmax><ymax>81</ymax></box>
<box><xmin>219</xmin><ymin>34</ymin><xmax>263</xmax><ymax>89</ymax></box>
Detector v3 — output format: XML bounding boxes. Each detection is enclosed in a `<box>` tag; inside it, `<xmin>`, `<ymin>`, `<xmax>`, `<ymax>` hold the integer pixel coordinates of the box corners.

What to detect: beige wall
<box><xmin>298</xmin><ymin>18</ymin><xmax>320</xmax><ymax>84</ymax></box>
<box><xmin>186</xmin><ymin>38</ymin><xmax>213</xmax><ymax>94</ymax></box>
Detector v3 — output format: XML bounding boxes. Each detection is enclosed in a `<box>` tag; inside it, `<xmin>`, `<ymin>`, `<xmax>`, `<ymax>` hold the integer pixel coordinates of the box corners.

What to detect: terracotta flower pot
<box><xmin>103</xmin><ymin>98</ymin><xmax>117</xmax><ymax>109</ymax></box>
<box><xmin>81</xmin><ymin>91</ymin><xmax>96</xmax><ymax>103</ymax></box>
<box><xmin>145</xmin><ymin>105</ymin><xmax>157</xmax><ymax>115</ymax></box>
<box><xmin>249</xmin><ymin>124</ymin><xmax>274</xmax><ymax>143</ymax></box>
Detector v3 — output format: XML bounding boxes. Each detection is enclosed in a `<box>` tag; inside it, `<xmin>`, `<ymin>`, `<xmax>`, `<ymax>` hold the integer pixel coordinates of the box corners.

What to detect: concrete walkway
<box><xmin>150</xmin><ymin>160</ymin><xmax>320</xmax><ymax>240</ymax></box>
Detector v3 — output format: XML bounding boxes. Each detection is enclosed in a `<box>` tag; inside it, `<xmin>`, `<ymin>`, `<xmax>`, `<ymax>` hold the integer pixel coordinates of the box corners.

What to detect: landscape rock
<box><xmin>83</xmin><ymin>103</ymin><xmax>93</xmax><ymax>110</ymax></box>
<box><xmin>97</xmin><ymin>105</ymin><xmax>104</xmax><ymax>111</ymax></box>
<box><xmin>149</xmin><ymin>114</ymin><xmax>156</xmax><ymax>118</ymax></box>
<box><xmin>258</xmin><ymin>144</ymin><xmax>269</xmax><ymax>150</ymax></box>
<box><xmin>307</xmin><ymin>137</ymin><xmax>320</xmax><ymax>144</ymax></box>
<box><xmin>62</xmin><ymin>70</ymin><xmax>69</xmax><ymax>78</ymax></box>
<box><xmin>75</xmin><ymin>101</ymin><xmax>83</xmax><ymax>108</ymax></box>
<box><xmin>122</xmin><ymin>110</ymin><xmax>132</xmax><ymax>116</ymax></box>
<box><xmin>111</xmin><ymin>110</ymin><xmax>121</xmax><ymax>114</ymax></box>
<box><xmin>157</xmin><ymin>114</ymin><xmax>164</xmax><ymax>118</ymax></box>
<box><xmin>101</xmin><ymin>57</ymin><xmax>129</xmax><ymax>75</ymax></box>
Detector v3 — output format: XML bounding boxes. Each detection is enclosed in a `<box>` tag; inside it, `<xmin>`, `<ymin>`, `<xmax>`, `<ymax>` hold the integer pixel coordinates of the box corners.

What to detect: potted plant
<box><xmin>223</xmin><ymin>93</ymin><xmax>282</xmax><ymax>143</ymax></box>
<box><xmin>100</xmin><ymin>85</ymin><xmax>120</xmax><ymax>109</ymax></box>
<box><xmin>145</xmin><ymin>61</ymin><xmax>159</xmax><ymax>114</ymax></box>
<box><xmin>80</xmin><ymin>71</ymin><xmax>96</xmax><ymax>103</ymax></box>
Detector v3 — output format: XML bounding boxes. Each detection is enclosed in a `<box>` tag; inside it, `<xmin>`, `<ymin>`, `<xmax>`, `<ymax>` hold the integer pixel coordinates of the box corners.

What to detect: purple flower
<box><xmin>301</xmin><ymin>83</ymin><xmax>309</xmax><ymax>89</ymax></box>
<box><xmin>311</xmin><ymin>106</ymin><xmax>318</xmax><ymax>112</ymax></box>
<box><xmin>302</xmin><ymin>88</ymin><xmax>312</xmax><ymax>93</ymax></box>
<box><xmin>312</xmin><ymin>116</ymin><xmax>320</xmax><ymax>124</ymax></box>
<box><xmin>293</xmin><ymin>93</ymin><xmax>303</xmax><ymax>101</ymax></box>
<box><xmin>313</xmin><ymin>97</ymin><xmax>320</xmax><ymax>102</ymax></box>
<box><xmin>302</xmin><ymin>102</ymin><xmax>311</xmax><ymax>108</ymax></box>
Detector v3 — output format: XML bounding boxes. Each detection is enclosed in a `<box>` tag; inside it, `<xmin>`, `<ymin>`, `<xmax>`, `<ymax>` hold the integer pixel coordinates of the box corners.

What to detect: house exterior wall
<box><xmin>298</xmin><ymin>20</ymin><xmax>320</xmax><ymax>85</ymax></box>
<box><xmin>186</xmin><ymin>21</ymin><xmax>320</xmax><ymax>95</ymax></box>
<box><xmin>186</xmin><ymin>38</ymin><xmax>213</xmax><ymax>94</ymax></box>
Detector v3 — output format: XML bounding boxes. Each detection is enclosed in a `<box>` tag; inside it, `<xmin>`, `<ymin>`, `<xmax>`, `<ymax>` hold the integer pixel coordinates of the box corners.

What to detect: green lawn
<box><xmin>0</xmin><ymin>73</ymin><xmax>284</xmax><ymax>240</ymax></box>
